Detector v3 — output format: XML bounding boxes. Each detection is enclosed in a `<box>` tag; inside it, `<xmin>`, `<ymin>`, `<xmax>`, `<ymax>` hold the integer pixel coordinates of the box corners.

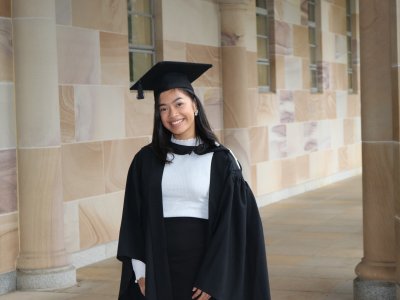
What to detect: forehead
<box><xmin>158</xmin><ymin>88</ymin><xmax>191</xmax><ymax>105</ymax></box>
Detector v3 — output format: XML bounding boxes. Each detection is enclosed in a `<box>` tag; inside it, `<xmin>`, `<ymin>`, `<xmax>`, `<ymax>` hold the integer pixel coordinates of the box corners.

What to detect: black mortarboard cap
<box><xmin>130</xmin><ymin>61</ymin><xmax>212</xmax><ymax>100</ymax></box>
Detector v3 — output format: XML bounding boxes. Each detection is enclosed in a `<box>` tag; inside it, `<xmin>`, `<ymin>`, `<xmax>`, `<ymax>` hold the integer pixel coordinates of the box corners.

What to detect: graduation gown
<box><xmin>117</xmin><ymin>143</ymin><xmax>271</xmax><ymax>300</ymax></box>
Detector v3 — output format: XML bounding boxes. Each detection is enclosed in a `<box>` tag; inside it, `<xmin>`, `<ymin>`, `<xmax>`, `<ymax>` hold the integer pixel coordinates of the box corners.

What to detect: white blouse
<box><xmin>162</xmin><ymin>137</ymin><xmax>213</xmax><ymax>219</ymax></box>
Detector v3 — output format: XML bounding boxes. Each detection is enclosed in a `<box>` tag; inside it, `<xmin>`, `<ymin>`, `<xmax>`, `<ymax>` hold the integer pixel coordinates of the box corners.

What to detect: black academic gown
<box><xmin>117</xmin><ymin>143</ymin><xmax>271</xmax><ymax>300</ymax></box>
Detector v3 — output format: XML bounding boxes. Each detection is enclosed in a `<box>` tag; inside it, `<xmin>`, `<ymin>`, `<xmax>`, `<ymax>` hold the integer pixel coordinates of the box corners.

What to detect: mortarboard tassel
<box><xmin>137</xmin><ymin>82</ymin><xmax>144</xmax><ymax>100</ymax></box>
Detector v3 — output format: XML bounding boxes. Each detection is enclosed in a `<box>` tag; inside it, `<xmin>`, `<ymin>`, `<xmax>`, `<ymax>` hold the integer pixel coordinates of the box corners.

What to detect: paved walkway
<box><xmin>0</xmin><ymin>175</ymin><xmax>362</xmax><ymax>300</ymax></box>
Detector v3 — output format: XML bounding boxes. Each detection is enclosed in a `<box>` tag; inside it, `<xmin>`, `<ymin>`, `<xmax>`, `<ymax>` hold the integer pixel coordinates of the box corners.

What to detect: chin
<box><xmin>170</xmin><ymin>128</ymin><xmax>187</xmax><ymax>137</ymax></box>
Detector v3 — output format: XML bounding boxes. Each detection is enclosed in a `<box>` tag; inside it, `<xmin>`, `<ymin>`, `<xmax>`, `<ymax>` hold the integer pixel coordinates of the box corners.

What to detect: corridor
<box><xmin>0</xmin><ymin>175</ymin><xmax>362</xmax><ymax>300</ymax></box>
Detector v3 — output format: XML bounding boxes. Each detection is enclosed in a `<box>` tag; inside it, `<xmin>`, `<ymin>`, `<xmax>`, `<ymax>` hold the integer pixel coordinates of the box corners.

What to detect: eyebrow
<box><xmin>159</xmin><ymin>97</ymin><xmax>183</xmax><ymax>107</ymax></box>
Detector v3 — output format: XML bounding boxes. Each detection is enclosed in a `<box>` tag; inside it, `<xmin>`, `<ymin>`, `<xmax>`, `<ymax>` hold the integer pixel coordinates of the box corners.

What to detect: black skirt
<box><xmin>164</xmin><ymin>217</ymin><xmax>208</xmax><ymax>300</ymax></box>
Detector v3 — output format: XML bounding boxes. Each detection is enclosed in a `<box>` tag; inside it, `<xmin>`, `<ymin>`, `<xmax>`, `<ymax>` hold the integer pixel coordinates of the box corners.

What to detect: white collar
<box><xmin>171</xmin><ymin>136</ymin><xmax>201</xmax><ymax>146</ymax></box>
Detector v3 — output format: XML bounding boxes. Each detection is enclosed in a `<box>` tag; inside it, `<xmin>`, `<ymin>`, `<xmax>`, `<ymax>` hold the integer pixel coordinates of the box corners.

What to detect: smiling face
<box><xmin>158</xmin><ymin>88</ymin><xmax>198</xmax><ymax>140</ymax></box>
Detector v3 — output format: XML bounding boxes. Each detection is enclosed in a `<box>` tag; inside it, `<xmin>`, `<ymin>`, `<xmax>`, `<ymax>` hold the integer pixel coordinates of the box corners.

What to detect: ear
<box><xmin>191</xmin><ymin>99</ymin><xmax>198</xmax><ymax>112</ymax></box>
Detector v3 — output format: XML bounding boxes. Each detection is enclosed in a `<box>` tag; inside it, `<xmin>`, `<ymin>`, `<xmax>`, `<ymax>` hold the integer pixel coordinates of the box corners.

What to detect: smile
<box><xmin>171</xmin><ymin>119</ymin><xmax>183</xmax><ymax>126</ymax></box>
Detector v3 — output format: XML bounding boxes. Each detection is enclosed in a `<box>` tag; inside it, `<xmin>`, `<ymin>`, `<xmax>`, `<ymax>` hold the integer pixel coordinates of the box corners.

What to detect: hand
<box><xmin>192</xmin><ymin>287</ymin><xmax>211</xmax><ymax>299</ymax></box>
<box><xmin>137</xmin><ymin>277</ymin><xmax>145</xmax><ymax>296</ymax></box>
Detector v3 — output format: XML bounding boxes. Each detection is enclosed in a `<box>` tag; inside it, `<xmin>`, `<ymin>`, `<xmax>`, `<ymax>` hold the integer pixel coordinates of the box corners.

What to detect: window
<box><xmin>308</xmin><ymin>0</ymin><xmax>321</xmax><ymax>93</ymax></box>
<box><xmin>256</xmin><ymin>0</ymin><xmax>274</xmax><ymax>92</ymax></box>
<box><xmin>127</xmin><ymin>0</ymin><xmax>155</xmax><ymax>84</ymax></box>
<box><xmin>346</xmin><ymin>0</ymin><xmax>355</xmax><ymax>93</ymax></box>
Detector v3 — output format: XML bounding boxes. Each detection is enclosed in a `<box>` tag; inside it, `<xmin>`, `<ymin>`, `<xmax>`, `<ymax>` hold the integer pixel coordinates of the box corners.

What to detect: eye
<box><xmin>176</xmin><ymin>102</ymin><xmax>184</xmax><ymax>107</ymax></box>
<box><xmin>159</xmin><ymin>106</ymin><xmax>168</xmax><ymax>113</ymax></box>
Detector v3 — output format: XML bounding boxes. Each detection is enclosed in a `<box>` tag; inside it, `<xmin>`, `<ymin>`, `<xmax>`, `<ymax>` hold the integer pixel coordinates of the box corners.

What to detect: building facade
<box><xmin>1</xmin><ymin>0</ymin><xmax>396</xmax><ymax>298</ymax></box>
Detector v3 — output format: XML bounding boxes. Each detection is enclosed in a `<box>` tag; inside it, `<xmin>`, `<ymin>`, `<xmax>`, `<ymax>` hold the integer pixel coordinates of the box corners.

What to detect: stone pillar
<box><xmin>218</xmin><ymin>0</ymin><xmax>256</xmax><ymax>182</ymax></box>
<box><xmin>395</xmin><ymin>1</ymin><xmax>400</xmax><ymax>298</ymax></box>
<box><xmin>354</xmin><ymin>0</ymin><xmax>398</xmax><ymax>298</ymax></box>
<box><xmin>12</xmin><ymin>0</ymin><xmax>76</xmax><ymax>290</ymax></box>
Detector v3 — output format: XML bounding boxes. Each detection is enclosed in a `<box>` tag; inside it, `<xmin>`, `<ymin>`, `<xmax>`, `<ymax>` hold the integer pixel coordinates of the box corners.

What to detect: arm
<box><xmin>194</xmin><ymin>151</ymin><xmax>270</xmax><ymax>300</ymax></box>
<box><xmin>117</xmin><ymin>152</ymin><xmax>147</xmax><ymax>298</ymax></box>
<box><xmin>131</xmin><ymin>259</ymin><xmax>146</xmax><ymax>281</ymax></box>
<box><xmin>117</xmin><ymin>152</ymin><xmax>146</xmax><ymax>262</ymax></box>
<box><xmin>132</xmin><ymin>259</ymin><xmax>146</xmax><ymax>296</ymax></box>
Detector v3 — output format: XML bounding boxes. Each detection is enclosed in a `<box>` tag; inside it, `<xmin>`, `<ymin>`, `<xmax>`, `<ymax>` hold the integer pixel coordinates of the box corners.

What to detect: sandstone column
<box><xmin>12</xmin><ymin>0</ymin><xmax>75</xmax><ymax>289</ymax></box>
<box><xmin>218</xmin><ymin>0</ymin><xmax>257</xmax><ymax>182</ymax></box>
<box><xmin>354</xmin><ymin>0</ymin><xmax>398</xmax><ymax>298</ymax></box>
<box><xmin>395</xmin><ymin>1</ymin><xmax>400</xmax><ymax>298</ymax></box>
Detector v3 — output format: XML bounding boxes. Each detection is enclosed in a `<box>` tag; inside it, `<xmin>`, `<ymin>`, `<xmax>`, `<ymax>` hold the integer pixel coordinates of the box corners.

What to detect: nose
<box><xmin>168</xmin><ymin>106</ymin><xmax>177</xmax><ymax>117</ymax></box>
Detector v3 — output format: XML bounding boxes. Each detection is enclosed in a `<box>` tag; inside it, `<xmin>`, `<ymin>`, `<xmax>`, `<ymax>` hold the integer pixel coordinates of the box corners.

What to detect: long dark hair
<box><xmin>151</xmin><ymin>88</ymin><xmax>220</xmax><ymax>163</ymax></box>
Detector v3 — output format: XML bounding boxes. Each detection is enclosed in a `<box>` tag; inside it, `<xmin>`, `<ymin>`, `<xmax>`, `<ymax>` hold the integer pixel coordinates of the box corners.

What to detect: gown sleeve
<box><xmin>194</xmin><ymin>152</ymin><xmax>271</xmax><ymax>300</ymax></box>
<box><xmin>117</xmin><ymin>152</ymin><xmax>147</xmax><ymax>299</ymax></box>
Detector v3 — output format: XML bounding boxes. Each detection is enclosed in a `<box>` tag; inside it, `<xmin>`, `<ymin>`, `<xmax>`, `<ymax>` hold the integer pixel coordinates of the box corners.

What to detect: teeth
<box><xmin>171</xmin><ymin>120</ymin><xmax>183</xmax><ymax>125</ymax></box>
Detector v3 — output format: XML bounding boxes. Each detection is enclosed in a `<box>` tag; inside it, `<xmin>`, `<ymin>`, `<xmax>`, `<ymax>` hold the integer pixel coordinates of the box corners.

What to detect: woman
<box><xmin>117</xmin><ymin>61</ymin><xmax>271</xmax><ymax>300</ymax></box>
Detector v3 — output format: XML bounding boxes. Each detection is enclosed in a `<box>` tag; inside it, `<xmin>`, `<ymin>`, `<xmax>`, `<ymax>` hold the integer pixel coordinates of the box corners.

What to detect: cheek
<box><xmin>160</xmin><ymin>114</ymin><xmax>165</xmax><ymax>125</ymax></box>
<box><xmin>159</xmin><ymin>114</ymin><xmax>169</xmax><ymax>127</ymax></box>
